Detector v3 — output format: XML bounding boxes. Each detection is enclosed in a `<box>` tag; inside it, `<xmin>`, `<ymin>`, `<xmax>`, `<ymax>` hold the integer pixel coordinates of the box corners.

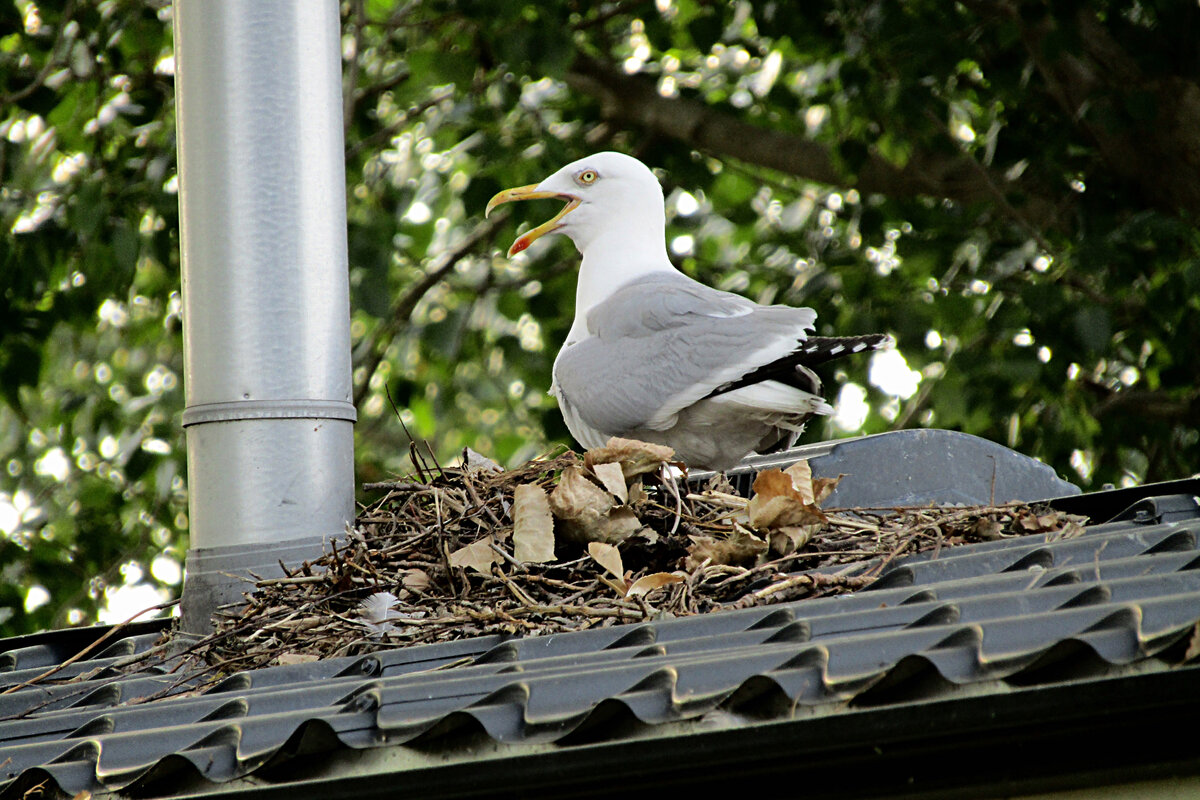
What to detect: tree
<box><xmin>2</xmin><ymin>0</ymin><xmax>1197</xmax><ymax>636</ymax></box>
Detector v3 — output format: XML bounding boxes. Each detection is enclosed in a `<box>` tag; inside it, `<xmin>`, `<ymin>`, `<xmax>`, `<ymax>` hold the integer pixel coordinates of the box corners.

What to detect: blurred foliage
<box><xmin>2</xmin><ymin>0</ymin><xmax>1198</xmax><ymax>635</ymax></box>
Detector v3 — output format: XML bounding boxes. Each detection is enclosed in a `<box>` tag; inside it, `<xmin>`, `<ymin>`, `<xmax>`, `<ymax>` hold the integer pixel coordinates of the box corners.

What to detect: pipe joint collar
<box><xmin>182</xmin><ymin>399</ymin><xmax>357</xmax><ymax>427</ymax></box>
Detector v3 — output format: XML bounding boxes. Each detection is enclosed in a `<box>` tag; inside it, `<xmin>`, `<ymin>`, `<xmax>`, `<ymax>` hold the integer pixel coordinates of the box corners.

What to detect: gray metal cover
<box><xmin>705</xmin><ymin>429</ymin><xmax>1081</xmax><ymax>507</ymax></box>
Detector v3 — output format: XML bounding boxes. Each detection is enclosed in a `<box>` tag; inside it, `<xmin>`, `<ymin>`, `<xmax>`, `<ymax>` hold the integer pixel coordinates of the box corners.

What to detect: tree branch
<box><xmin>346</xmin><ymin>88</ymin><xmax>445</xmax><ymax>161</ymax></box>
<box><xmin>981</xmin><ymin>0</ymin><xmax>1200</xmax><ymax>218</ymax></box>
<box><xmin>343</xmin><ymin>0</ymin><xmax>367</xmax><ymax>136</ymax></box>
<box><xmin>1</xmin><ymin>1</ymin><xmax>77</xmax><ymax>107</ymax></box>
<box><xmin>352</xmin><ymin>211</ymin><xmax>508</xmax><ymax>407</ymax></box>
<box><xmin>565</xmin><ymin>55</ymin><xmax>1056</xmax><ymax>220</ymax></box>
<box><xmin>1090</xmin><ymin>384</ymin><xmax>1200</xmax><ymax>424</ymax></box>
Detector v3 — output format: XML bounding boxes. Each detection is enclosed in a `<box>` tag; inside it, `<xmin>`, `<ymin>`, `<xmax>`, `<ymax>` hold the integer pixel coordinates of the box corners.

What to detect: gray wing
<box><xmin>554</xmin><ymin>272</ymin><xmax>816</xmax><ymax>434</ymax></box>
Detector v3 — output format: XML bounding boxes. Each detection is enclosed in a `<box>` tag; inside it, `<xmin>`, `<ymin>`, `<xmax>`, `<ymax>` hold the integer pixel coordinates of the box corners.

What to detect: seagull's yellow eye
<box><xmin>575</xmin><ymin>169</ymin><xmax>599</xmax><ymax>186</ymax></box>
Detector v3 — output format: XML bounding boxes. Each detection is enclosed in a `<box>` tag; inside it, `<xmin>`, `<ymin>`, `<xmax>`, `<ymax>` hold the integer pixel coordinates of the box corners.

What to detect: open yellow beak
<box><xmin>486</xmin><ymin>184</ymin><xmax>581</xmax><ymax>257</ymax></box>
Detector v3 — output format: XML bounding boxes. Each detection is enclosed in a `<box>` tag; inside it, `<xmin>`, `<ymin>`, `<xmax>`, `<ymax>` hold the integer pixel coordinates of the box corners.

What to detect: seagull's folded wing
<box><xmin>553</xmin><ymin>272</ymin><xmax>816</xmax><ymax>434</ymax></box>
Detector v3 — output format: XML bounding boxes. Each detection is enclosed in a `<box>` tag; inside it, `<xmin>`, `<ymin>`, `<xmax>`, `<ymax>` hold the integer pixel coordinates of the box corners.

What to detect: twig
<box><xmin>1</xmin><ymin>599</ymin><xmax>176</xmax><ymax>695</ymax></box>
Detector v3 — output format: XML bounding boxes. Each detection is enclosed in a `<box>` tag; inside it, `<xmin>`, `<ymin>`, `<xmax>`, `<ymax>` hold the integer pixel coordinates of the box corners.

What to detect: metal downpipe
<box><xmin>173</xmin><ymin>1</ymin><xmax>355</xmax><ymax>632</ymax></box>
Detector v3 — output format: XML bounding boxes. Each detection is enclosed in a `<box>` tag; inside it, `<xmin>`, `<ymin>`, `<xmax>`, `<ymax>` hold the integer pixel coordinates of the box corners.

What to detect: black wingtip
<box><xmin>797</xmin><ymin>333</ymin><xmax>893</xmax><ymax>365</ymax></box>
<box><xmin>704</xmin><ymin>332</ymin><xmax>891</xmax><ymax>401</ymax></box>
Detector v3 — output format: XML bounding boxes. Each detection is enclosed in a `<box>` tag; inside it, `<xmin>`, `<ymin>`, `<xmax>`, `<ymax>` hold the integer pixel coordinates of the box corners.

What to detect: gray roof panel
<box><xmin>2</xmin><ymin>512</ymin><xmax>1200</xmax><ymax>798</ymax></box>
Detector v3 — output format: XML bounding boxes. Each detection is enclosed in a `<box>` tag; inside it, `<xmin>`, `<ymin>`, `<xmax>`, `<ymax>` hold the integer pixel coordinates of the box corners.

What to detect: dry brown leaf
<box><xmin>626</xmin><ymin>572</ymin><xmax>685</xmax><ymax>598</ymax></box>
<box><xmin>972</xmin><ymin>517</ymin><xmax>1005</xmax><ymax>539</ymax></box>
<box><xmin>752</xmin><ymin>468</ymin><xmax>797</xmax><ymax>498</ymax></box>
<box><xmin>1044</xmin><ymin>512</ymin><xmax>1089</xmax><ymax>541</ymax></box>
<box><xmin>599</xmin><ymin>506</ymin><xmax>644</xmax><ymax>541</ymax></box>
<box><xmin>574</xmin><ymin>507</ymin><xmax>642</xmax><ymax>545</ymax></box>
<box><xmin>747</xmin><ymin>467</ymin><xmax>827</xmax><ymax>529</ymax></box>
<box><xmin>812</xmin><ymin>475</ymin><xmax>842</xmax><ymax>505</ymax></box>
<box><xmin>587</xmin><ymin>541</ymin><xmax>625</xmax><ymax>580</ymax></box>
<box><xmin>402</xmin><ymin>569</ymin><xmax>431</xmax><ymax>591</ymax></box>
<box><xmin>549</xmin><ymin>465</ymin><xmax>614</xmax><ymax>520</ymax></box>
<box><xmin>591</xmin><ymin>460</ymin><xmax>629</xmax><ymax>503</ymax></box>
<box><xmin>550</xmin><ymin>465</ymin><xmax>641</xmax><ymax>544</ymax></box>
<box><xmin>1056</xmin><ymin>519</ymin><xmax>1086</xmax><ymax>540</ymax></box>
<box><xmin>780</xmin><ymin>460</ymin><xmax>842</xmax><ymax>506</ymax></box>
<box><xmin>512</xmin><ymin>483</ymin><xmax>556</xmax><ymax>563</ymax></box>
<box><xmin>685</xmin><ymin>530</ymin><xmax>768</xmax><ymax>569</ymax></box>
<box><xmin>636</xmin><ymin>526</ymin><xmax>660</xmax><ymax>545</ymax></box>
<box><xmin>748</xmin><ymin>493</ymin><xmax>807</xmax><ymax>529</ymax></box>
<box><xmin>274</xmin><ymin>652</ymin><xmax>319</xmax><ymax>666</ymax></box>
<box><xmin>1038</xmin><ymin>512</ymin><xmax>1064</xmax><ymax>528</ymax></box>
<box><xmin>1018</xmin><ymin>510</ymin><xmax>1050</xmax><ymax>531</ymax></box>
<box><xmin>448</xmin><ymin>535</ymin><xmax>499</xmax><ymax>574</ymax></box>
<box><xmin>584</xmin><ymin>437</ymin><xmax>675</xmax><ymax>478</ymax></box>
<box><xmin>768</xmin><ymin>525</ymin><xmax>816</xmax><ymax>556</ymax></box>
<box><xmin>784</xmin><ymin>460</ymin><xmax>815</xmax><ymax>504</ymax></box>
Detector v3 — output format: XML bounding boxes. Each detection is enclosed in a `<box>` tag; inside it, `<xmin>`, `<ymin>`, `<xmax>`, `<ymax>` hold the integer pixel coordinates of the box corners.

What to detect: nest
<box><xmin>184</xmin><ymin>439</ymin><xmax>1086</xmax><ymax>673</ymax></box>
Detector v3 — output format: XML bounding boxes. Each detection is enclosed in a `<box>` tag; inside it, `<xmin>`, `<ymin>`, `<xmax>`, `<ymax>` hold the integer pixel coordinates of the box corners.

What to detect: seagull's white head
<box><xmin>487</xmin><ymin>151</ymin><xmax>666</xmax><ymax>257</ymax></box>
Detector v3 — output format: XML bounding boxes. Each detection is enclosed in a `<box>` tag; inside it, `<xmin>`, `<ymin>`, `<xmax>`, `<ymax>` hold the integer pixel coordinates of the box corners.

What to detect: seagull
<box><xmin>487</xmin><ymin>151</ymin><xmax>892</xmax><ymax>471</ymax></box>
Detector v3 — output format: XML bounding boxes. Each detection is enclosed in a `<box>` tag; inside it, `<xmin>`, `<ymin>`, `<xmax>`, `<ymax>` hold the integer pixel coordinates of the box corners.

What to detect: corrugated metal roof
<box><xmin>3</xmin><ymin>502</ymin><xmax>1200</xmax><ymax>798</ymax></box>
